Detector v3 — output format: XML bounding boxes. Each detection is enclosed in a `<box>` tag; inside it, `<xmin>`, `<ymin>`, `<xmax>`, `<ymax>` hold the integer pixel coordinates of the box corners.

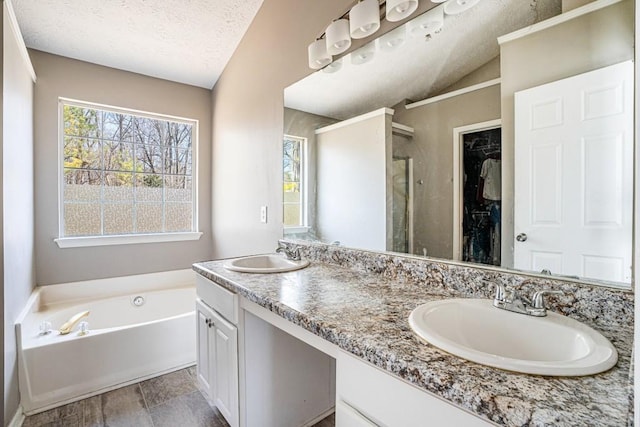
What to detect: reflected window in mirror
<box><xmin>283</xmin><ymin>135</ymin><xmax>308</xmax><ymax>231</ymax></box>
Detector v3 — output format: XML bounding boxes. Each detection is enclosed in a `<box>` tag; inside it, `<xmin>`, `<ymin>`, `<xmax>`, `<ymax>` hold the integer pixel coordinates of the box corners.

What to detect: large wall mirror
<box><xmin>283</xmin><ymin>0</ymin><xmax>635</xmax><ymax>289</ymax></box>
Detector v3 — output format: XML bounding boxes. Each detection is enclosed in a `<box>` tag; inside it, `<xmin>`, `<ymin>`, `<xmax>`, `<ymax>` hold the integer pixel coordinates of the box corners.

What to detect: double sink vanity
<box><xmin>192</xmin><ymin>241</ymin><xmax>633</xmax><ymax>427</ymax></box>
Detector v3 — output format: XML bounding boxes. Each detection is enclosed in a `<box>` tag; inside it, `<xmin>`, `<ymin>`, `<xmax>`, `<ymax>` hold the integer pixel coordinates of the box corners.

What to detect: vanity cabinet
<box><xmin>195</xmin><ymin>271</ymin><xmax>494</xmax><ymax>427</ymax></box>
<box><xmin>196</xmin><ymin>276</ymin><xmax>239</xmax><ymax>427</ymax></box>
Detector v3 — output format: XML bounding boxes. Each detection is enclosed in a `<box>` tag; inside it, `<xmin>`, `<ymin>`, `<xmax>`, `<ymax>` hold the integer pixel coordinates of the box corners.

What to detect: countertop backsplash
<box><xmin>280</xmin><ymin>239</ymin><xmax>634</xmax><ymax>330</ymax></box>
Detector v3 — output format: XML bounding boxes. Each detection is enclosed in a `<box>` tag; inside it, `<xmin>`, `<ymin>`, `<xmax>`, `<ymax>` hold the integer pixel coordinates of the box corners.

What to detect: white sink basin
<box><xmin>223</xmin><ymin>254</ymin><xmax>310</xmax><ymax>273</ymax></box>
<box><xmin>408</xmin><ymin>298</ymin><xmax>617</xmax><ymax>376</ymax></box>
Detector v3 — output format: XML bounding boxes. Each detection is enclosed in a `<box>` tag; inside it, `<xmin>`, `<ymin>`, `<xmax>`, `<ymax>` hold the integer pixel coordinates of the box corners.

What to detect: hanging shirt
<box><xmin>480</xmin><ymin>159</ymin><xmax>501</xmax><ymax>201</ymax></box>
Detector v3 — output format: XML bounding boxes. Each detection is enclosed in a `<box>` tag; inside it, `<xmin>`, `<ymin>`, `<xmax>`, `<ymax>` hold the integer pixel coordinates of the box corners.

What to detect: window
<box><xmin>56</xmin><ymin>99</ymin><xmax>200</xmax><ymax>247</ymax></box>
<box><xmin>283</xmin><ymin>135</ymin><xmax>307</xmax><ymax>229</ymax></box>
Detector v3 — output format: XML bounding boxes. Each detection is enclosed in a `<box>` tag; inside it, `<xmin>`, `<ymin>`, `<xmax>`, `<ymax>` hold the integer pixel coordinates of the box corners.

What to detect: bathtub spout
<box><xmin>59</xmin><ymin>311</ymin><xmax>90</xmax><ymax>335</ymax></box>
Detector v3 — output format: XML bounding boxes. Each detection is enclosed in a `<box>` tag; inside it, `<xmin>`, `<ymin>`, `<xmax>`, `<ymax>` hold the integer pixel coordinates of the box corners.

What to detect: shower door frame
<box><xmin>391</xmin><ymin>157</ymin><xmax>414</xmax><ymax>255</ymax></box>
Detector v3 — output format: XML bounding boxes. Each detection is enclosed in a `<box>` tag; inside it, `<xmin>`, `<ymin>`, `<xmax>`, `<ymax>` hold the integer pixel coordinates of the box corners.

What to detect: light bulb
<box><xmin>378</xmin><ymin>25</ymin><xmax>406</xmax><ymax>52</ymax></box>
<box><xmin>386</xmin><ymin>0</ymin><xmax>419</xmax><ymax>22</ymax></box>
<box><xmin>323</xmin><ymin>60</ymin><xmax>343</xmax><ymax>74</ymax></box>
<box><xmin>350</xmin><ymin>43</ymin><xmax>375</xmax><ymax>65</ymax></box>
<box><xmin>444</xmin><ymin>0</ymin><xmax>481</xmax><ymax>15</ymax></box>
<box><xmin>334</xmin><ymin>40</ymin><xmax>348</xmax><ymax>49</ymax></box>
<box><xmin>326</xmin><ymin>19</ymin><xmax>351</xmax><ymax>55</ymax></box>
<box><xmin>350</xmin><ymin>0</ymin><xmax>381</xmax><ymax>39</ymax></box>
<box><xmin>308</xmin><ymin>39</ymin><xmax>332</xmax><ymax>70</ymax></box>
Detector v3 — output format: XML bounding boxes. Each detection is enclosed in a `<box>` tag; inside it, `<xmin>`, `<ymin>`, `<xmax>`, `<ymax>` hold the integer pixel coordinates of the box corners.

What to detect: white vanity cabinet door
<box><xmin>196</xmin><ymin>298</ymin><xmax>239</xmax><ymax>427</ymax></box>
<box><xmin>196</xmin><ymin>299</ymin><xmax>215</xmax><ymax>398</ymax></box>
<box><xmin>211</xmin><ymin>308</ymin><xmax>239</xmax><ymax>427</ymax></box>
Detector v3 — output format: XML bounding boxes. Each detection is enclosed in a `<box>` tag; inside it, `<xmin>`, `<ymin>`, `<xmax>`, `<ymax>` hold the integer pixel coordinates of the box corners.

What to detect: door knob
<box><xmin>516</xmin><ymin>233</ymin><xmax>527</xmax><ymax>242</ymax></box>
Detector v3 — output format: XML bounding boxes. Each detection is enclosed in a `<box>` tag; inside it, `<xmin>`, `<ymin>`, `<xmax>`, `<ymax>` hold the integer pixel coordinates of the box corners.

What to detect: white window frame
<box><xmin>54</xmin><ymin>97</ymin><xmax>202</xmax><ymax>248</ymax></box>
<box><xmin>283</xmin><ymin>134</ymin><xmax>309</xmax><ymax>232</ymax></box>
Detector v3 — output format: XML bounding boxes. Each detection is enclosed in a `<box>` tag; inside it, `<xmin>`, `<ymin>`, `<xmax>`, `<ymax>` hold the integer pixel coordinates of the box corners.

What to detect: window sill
<box><xmin>54</xmin><ymin>232</ymin><xmax>203</xmax><ymax>248</ymax></box>
<box><xmin>284</xmin><ymin>226</ymin><xmax>311</xmax><ymax>234</ymax></box>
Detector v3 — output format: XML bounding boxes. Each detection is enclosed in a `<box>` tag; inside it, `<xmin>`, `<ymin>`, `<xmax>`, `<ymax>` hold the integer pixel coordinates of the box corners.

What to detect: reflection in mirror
<box><xmin>283</xmin><ymin>0</ymin><xmax>635</xmax><ymax>288</ymax></box>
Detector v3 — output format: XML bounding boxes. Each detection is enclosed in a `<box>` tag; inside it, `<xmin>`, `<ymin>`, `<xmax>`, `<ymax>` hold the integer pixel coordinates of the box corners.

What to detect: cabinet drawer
<box><xmin>336</xmin><ymin>400</ymin><xmax>379</xmax><ymax>427</ymax></box>
<box><xmin>336</xmin><ymin>351</ymin><xmax>491</xmax><ymax>427</ymax></box>
<box><xmin>196</xmin><ymin>275</ymin><xmax>238</xmax><ymax>324</ymax></box>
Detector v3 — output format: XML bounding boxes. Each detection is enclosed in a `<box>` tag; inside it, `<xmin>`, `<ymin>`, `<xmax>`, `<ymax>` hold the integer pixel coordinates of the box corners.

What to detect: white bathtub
<box><xmin>16</xmin><ymin>269</ymin><xmax>197</xmax><ymax>415</ymax></box>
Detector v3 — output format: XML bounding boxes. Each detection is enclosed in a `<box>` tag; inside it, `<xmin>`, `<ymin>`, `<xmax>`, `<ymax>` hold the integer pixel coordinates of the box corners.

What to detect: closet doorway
<box><xmin>453</xmin><ymin>120</ymin><xmax>501</xmax><ymax>266</ymax></box>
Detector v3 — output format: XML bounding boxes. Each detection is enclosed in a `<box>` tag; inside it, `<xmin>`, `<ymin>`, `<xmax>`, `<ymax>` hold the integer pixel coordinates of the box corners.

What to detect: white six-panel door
<box><xmin>514</xmin><ymin>61</ymin><xmax>633</xmax><ymax>284</ymax></box>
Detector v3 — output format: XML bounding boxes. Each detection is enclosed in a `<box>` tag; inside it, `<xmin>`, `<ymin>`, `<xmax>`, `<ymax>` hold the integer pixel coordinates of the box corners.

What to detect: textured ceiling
<box><xmin>11</xmin><ymin>0</ymin><xmax>264</xmax><ymax>89</ymax></box>
<box><xmin>285</xmin><ymin>0</ymin><xmax>562</xmax><ymax>120</ymax></box>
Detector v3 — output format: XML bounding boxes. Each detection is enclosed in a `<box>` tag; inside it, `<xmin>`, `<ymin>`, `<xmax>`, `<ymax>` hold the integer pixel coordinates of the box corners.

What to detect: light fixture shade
<box><xmin>350</xmin><ymin>43</ymin><xmax>375</xmax><ymax>65</ymax></box>
<box><xmin>377</xmin><ymin>25</ymin><xmax>406</xmax><ymax>52</ymax></box>
<box><xmin>308</xmin><ymin>39</ymin><xmax>332</xmax><ymax>70</ymax></box>
<box><xmin>409</xmin><ymin>5</ymin><xmax>444</xmax><ymax>37</ymax></box>
<box><xmin>386</xmin><ymin>0</ymin><xmax>419</xmax><ymax>22</ymax></box>
<box><xmin>350</xmin><ymin>0</ymin><xmax>381</xmax><ymax>39</ymax></box>
<box><xmin>322</xmin><ymin>59</ymin><xmax>343</xmax><ymax>74</ymax></box>
<box><xmin>444</xmin><ymin>0</ymin><xmax>481</xmax><ymax>15</ymax></box>
<box><xmin>326</xmin><ymin>19</ymin><xmax>352</xmax><ymax>55</ymax></box>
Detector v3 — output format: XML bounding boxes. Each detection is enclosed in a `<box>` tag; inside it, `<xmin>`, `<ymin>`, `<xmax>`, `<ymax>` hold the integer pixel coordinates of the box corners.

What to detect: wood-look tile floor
<box><xmin>22</xmin><ymin>366</ymin><xmax>335</xmax><ymax>427</ymax></box>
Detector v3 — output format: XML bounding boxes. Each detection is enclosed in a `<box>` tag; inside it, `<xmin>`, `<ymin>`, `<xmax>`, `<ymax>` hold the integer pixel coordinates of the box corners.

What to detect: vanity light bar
<box><xmin>308</xmin><ymin>0</ymin><xmax>480</xmax><ymax>71</ymax></box>
<box><xmin>308</xmin><ymin>0</ymin><xmax>421</xmax><ymax>70</ymax></box>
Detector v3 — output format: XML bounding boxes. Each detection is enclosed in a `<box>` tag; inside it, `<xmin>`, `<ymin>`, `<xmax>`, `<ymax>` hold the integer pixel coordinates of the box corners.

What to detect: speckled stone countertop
<box><xmin>193</xmin><ymin>245</ymin><xmax>633</xmax><ymax>427</ymax></box>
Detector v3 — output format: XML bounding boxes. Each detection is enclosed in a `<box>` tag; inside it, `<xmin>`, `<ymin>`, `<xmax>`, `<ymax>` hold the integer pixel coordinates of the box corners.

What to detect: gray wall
<box><xmin>210</xmin><ymin>0</ymin><xmax>354</xmax><ymax>258</ymax></box>
<box><xmin>30</xmin><ymin>50</ymin><xmax>213</xmax><ymax>285</ymax></box>
<box><xmin>3</xmin><ymin>2</ymin><xmax>34</xmax><ymax>423</ymax></box>
<box><xmin>500</xmin><ymin>0</ymin><xmax>634</xmax><ymax>267</ymax></box>
<box><xmin>393</xmin><ymin>85</ymin><xmax>501</xmax><ymax>259</ymax></box>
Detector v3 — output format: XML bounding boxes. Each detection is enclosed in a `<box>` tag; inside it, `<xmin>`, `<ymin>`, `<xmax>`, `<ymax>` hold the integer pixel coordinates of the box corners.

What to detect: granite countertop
<box><xmin>193</xmin><ymin>259</ymin><xmax>633</xmax><ymax>427</ymax></box>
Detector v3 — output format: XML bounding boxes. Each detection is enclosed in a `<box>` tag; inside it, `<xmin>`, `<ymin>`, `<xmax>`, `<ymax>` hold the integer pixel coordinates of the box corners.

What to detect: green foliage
<box><xmin>64</xmin><ymin>105</ymin><xmax>98</xmax><ymax>138</ymax></box>
<box><xmin>63</xmin><ymin>106</ymin><xmax>99</xmax><ymax>170</ymax></box>
<box><xmin>143</xmin><ymin>174</ymin><xmax>163</xmax><ymax>188</ymax></box>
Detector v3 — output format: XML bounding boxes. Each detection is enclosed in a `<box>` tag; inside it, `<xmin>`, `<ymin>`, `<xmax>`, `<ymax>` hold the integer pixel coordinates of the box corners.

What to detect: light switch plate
<box><xmin>260</xmin><ymin>206</ymin><xmax>268</xmax><ymax>223</ymax></box>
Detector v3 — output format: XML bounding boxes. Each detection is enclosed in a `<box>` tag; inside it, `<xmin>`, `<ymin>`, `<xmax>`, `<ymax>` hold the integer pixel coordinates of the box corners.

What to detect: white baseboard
<box><xmin>302</xmin><ymin>407</ymin><xmax>335</xmax><ymax>427</ymax></box>
<box><xmin>8</xmin><ymin>406</ymin><xmax>25</xmax><ymax>427</ymax></box>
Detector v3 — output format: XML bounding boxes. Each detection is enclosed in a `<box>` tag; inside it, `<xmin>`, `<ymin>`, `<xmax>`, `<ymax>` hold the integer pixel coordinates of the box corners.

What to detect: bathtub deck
<box><xmin>22</xmin><ymin>366</ymin><xmax>335</xmax><ymax>427</ymax></box>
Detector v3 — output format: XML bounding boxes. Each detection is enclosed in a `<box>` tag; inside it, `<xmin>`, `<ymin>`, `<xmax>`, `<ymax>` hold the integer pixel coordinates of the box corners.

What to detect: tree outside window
<box><xmin>61</xmin><ymin>100</ymin><xmax>196</xmax><ymax>237</ymax></box>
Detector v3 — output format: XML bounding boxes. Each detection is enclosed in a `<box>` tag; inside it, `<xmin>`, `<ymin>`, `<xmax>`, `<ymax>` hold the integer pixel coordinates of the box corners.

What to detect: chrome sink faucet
<box><xmin>276</xmin><ymin>243</ymin><xmax>302</xmax><ymax>261</ymax></box>
<box><xmin>489</xmin><ymin>283</ymin><xmax>563</xmax><ymax>317</ymax></box>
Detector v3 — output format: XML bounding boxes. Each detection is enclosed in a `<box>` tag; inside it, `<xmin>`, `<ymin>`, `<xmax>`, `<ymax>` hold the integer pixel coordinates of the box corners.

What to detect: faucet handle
<box><xmin>531</xmin><ymin>290</ymin><xmax>564</xmax><ymax>309</ymax></box>
<box><xmin>290</xmin><ymin>246</ymin><xmax>302</xmax><ymax>261</ymax></box>
<box><xmin>487</xmin><ymin>282</ymin><xmax>506</xmax><ymax>302</ymax></box>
